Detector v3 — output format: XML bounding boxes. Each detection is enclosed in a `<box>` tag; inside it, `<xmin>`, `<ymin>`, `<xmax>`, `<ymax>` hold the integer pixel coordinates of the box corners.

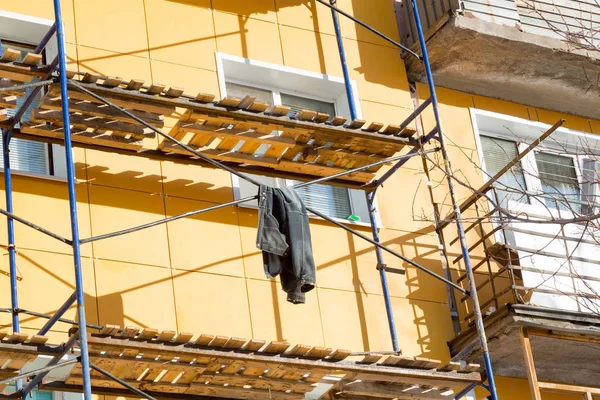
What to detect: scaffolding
<box><xmin>0</xmin><ymin>0</ymin><xmax>501</xmax><ymax>399</ymax></box>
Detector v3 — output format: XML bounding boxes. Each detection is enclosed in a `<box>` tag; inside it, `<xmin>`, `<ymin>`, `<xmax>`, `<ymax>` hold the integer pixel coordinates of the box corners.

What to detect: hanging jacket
<box><xmin>256</xmin><ymin>184</ymin><xmax>316</xmax><ymax>304</ymax></box>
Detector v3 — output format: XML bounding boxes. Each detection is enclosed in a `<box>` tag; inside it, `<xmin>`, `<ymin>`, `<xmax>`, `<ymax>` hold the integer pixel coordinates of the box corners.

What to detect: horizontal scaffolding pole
<box><xmin>80</xmin><ymin>195</ymin><xmax>258</xmax><ymax>244</ymax></box>
<box><xmin>0</xmin><ymin>358</ymin><xmax>77</xmax><ymax>388</ymax></box>
<box><xmin>0</xmin><ymin>79</ymin><xmax>55</xmax><ymax>93</ymax></box>
<box><xmin>372</xmin><ymin>127</ymin><xmax>439</xmax><ymax>188</ymax></box>
<box><xmin>0</xmin><ymin>207</ymin><xmax>71</xmax><ymax>245</ymax></box>
<box><xmin>64</xmin><ymin>80</ymin><xmax>463</xmax><ymax>298</ymax></box>
<box><xmin>0</xmin><ymin>308</ymin><xmax>102</xmax><ymax>330</ymax></box>
<box><xmin>68</xmin><ymin>81</ymin><xmax>264</xmax><ymax>187</ymax></box>
<box><xmin>306</xmin><ymin>206</ymin><xmax>469</xmax><ymax>295</ymax></box>
<box><xmin>315</xmin><ymin>0</ymin><xmax>422</xmax><ymax>59</ymax></box>
<box><xmin>90</xmin><ymin>363</ymin><xmax>156</xmax><ymax>400</ymax></box>
<box><xmin>21</xmin><ymin>333</ymin><xmax>79</xmax><ymax>398</ymax></box>
<box><xmin>79</xmin><ymin>149</ymin><xmax>438</xmax><ymax>244</ymax></box>
<box><xmin>293</xmin><ymin>148</ymin><xmax>438</xmax><ymax>189</ymax></box>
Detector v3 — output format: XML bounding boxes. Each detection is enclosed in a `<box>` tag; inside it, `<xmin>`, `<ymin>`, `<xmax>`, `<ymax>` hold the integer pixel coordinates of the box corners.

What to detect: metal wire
<box><xmin>89</xmin><ymin>364</ymin><xmax>157</xmax><ymax>400</ymax></box>
<box><xmin>0</xmin><ymin>359</ymin><xmax>78</xmax><ymax>387</ymax></box>
<box><xmin>315</xmin><ymin>0</ymin><xmax>422</xmax><ymax>59</ymax></box>
<box><xmin>67</xmin><ymin>81</ymin><xmax>264</xmax><ymax>188</ymax></box>
<box><xmin>0</xmin><ymin>207</ymin><xmax>71</xmax><ymax>245</ymax></box>
<box><xmin>306</xmin><ymin>206</ymin><xmax>470</xmax><ymax>295</ymax></box>
<box><xmin>0</xmin><ymin>308</ymin><xmax>103</xmax><ymax>330</ymax></box>
<box><xmin>0</xmin><ymin>79</ymin><xmax>55</xmax><ymax>93</ymax></box>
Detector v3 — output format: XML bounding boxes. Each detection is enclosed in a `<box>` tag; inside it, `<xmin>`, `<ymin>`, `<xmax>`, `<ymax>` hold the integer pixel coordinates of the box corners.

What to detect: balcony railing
<box><xmin>398</xmin><ymin>0</ymin><xmax>600</xmax><ymax>50</ymax></box>
<box><xmin>448</xmin><ymin>185</ymin><xmax>600</xmax><ymax>326</ymax></box>
<box><xmin>397</xmin><ymin>0</ymin><xmax>460</xmax><ymax>46</ymax></box>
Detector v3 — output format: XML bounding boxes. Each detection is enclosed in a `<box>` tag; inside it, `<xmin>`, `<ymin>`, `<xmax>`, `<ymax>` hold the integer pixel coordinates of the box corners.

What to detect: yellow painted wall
<box><xmin>0</xmin><ymin>1</ymin><xmax>593</xmax><ymax>399</ymax></box>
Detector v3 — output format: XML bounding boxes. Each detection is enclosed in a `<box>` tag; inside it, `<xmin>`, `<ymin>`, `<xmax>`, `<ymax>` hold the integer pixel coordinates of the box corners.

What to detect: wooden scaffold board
<box><xmin>0</xmin><ymin>56</ymin><xmax>419</xmax><ymax>185</ymax></box>
<box><xmin>7</xmin><ymin>326</ymin><xmax>485</xmax><ymax>400</ymax></box>
<box><xmin>0</xmin><ymin>327</ymin><xmax>480</xmax><ymax>400</ymax></box>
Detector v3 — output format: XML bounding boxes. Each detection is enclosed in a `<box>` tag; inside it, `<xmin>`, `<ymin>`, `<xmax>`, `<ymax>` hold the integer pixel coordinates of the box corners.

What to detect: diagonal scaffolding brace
<box><xmin>67</xmin><ymin>80</ymin><xmax>467</xmax><ymax>296</ymax></box>
<box><xmin>0</xmin><ymin>0</ymin><xmax>503</xmax><ymax>398</ymax></box>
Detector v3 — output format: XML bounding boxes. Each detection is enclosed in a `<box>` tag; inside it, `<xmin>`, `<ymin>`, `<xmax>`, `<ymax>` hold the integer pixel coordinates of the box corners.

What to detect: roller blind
<box><xmin>280</xmin><ymin>93</ymin><xmax>336</xmax><ymax>119</ymax></box>
<box><xmin>224</xmin><ymin>82</ymin><xmax>274</xmax><ymax>107</ymax></box>
<box><xmin>225</xmin><ymin>82</ymin><xmax>275</xmax><ymax>157</ymax></box>
<box><xmin>480</xmin><ymin>135</ymin><xmax>528</xmax><ymax>207</ymax></box>
<box><xmin>1</xmin><ymin>43</ymin><xmax>49</xmax><ymax>175</ymax></box>
<box><xmin>295</xmin><ymin>184</ymin><xmax>353</xmax><ymax>220</ymax></box>
<box><xmin>535</xmin><ymin>152</ymin><xmax>581</xmax><ymax>212</ymax></box>
<box><xmin>227</xmin><ymin>84</ymin><xmax>357</xmax><ymax>221</ymax></box>
<box><xmin>281</xmin><ymin>94</ymin><xmax>352</xmax><ymax>219</ymax></box>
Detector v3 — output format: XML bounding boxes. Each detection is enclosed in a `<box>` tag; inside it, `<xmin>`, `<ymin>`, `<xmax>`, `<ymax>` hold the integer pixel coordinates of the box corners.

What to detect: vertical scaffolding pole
<box><xmin>367</xmin><ymin>191</ymin><xmax>400</xmax><ymax>353</ymax></box>
<box><xmin>330</xmin><ymin>0</ymin><xmax>357</xmax><ymax>121</ymax></box>
<box><xmin>0</xmin><ymin>34</ymin><xmax>21</xmax><ymax>392</ymax></box>
<box><xmin>2</xmin><ymin>130</ymin><xmax>18</xmax><ymax>334</ymax></box>
<box><xmin>408</xmin><ymin>0</ymin><xmax>499</xmax><ymax>398</ymax></box>
<box><xmin>327</xmin><ymin>0</ymin><xmax>398</xmax><ymax>353</ymax></box>
<box><xmin>2</xmin><ymin>129</ymin><xmax>20</xmax><ymax>392</ymax></box>
<box><xmin>52</xmin><ymin>1</ymin><xmax>93</xmax><ymax>399</ymax></box>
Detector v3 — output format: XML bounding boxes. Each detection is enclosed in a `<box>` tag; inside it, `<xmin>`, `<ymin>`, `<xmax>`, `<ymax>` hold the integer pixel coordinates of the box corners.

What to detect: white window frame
<box><xmin>217</xmin><ymin>53</ymin><xmax>380</xmax><ymax>227</ymax></box>
<box><xmin>0</xmin><ymin>10</ymin><xmax>67</xmax><ymax>180</ymax></box>
<box><xmin>471</xmin><ymin>108</ymin><xmax>600</xmax><ymax>220</ymax></box>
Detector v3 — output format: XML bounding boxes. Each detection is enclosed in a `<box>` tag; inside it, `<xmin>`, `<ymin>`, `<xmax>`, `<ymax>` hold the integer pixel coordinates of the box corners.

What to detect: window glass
<box><xmin>226</xmin><ymin>84</ymin><xmax>363</xmax><ymax>222</ymax></box>
<box><xmin>535</xmin><ymin>152</ymin><xmax>581</xmax><ymax>212</ymax></box>
<box><xmin>224</xmin><ymin>82</ymin><xmax>274</xmax><ymax>107</ymax></box>
<box><xmin>279</xmin><ymin>94</ymin><xmax>353</xmax><ymax>219</ymax></box>
<box><xmin>295</xmin><ymin>184</ymin><xmax>353</xmax><ymax>220</ymax></box>
<box><xmin>581</xmin><ymin>159</ymin><xmax>598</xmax><ymax>215</ymax></box>
<box><xmin>1</xmin><ymin>41</ymin><xmax>50</xmax><ymax>175</ymax></box>
<box><xmin>480</xmin><ymin>135</ymin><xmax>528</xmax><ymax>207</ymax></box>
<box><xmin>4</xmin><ymin>384</ymin><xmax>53</xmax><ymax>400</ymax></box>
<box><xmin>280</xmin><ymin>93</ymin><xmax>336</xmax><ymax>119</ymax></box>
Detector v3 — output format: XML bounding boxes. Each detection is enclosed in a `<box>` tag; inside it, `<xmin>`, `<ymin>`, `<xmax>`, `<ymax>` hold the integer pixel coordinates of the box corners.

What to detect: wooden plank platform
<box><xmin>0</xmin><ymin>328</ymin><xmax>480</xmax><ymax>400</ymax></box>
<box><xmin>0</xmin><ymin>61</ymin><xmax>422</xmax><ymax>185</ymax></box>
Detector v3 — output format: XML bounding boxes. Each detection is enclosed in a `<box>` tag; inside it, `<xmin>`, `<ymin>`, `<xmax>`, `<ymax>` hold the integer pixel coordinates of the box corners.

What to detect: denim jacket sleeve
<box><xmin>256</xmin><ymin>185</ymin><xmax>289</xmax><ymax>257</ymax></box>
<box><xmin>255</xmin><ymin>184</ymin><xmax>317</xmax><ymax>304</ymax></box>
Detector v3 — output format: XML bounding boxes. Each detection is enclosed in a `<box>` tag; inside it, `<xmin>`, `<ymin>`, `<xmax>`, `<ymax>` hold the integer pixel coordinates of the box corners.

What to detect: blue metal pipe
<box><xmin>454</xmin><ymin>383</ymin><xmax>477</xmax><ymax>400</ymax></box>
<box><xmin>366</xmin><ymin>191</ymin><xmax>400</xmax><ymax>353</ymax></box>
<box><xmin>34</xmin><ymin>23</ymin><xmax>57</xmax><ymax>55</ymax></box>
<box><xmin>21</xmin><ymin>333</ymin><xmax>78</xmax><ymax>398</ymax></box>
<box><xmin>51</xmin><ymin>2</ymin><xmax>92</xmax><ymax>400</ymax></box>
<box><xmin>330</xmin><ymin>0</ymin><xmax>357</xmax><ymax>121</ymax></box>
<box><xmin>2</xmin><ymin>128</ymin><xmax>20</xmax><ymax>391</ymax></box>
<box><xmin>37</xmin><ymin>291</ymin><xmax>76</xmax><ymax>335</ymax></box>
<box><xmin>373</xmin><ymin>127</ymin><xmax>438</xmax><ymax>188</ymax></box>
<box><xmin>408</xmin><ymin>0</ymin><xmax>499</xmax><ymax>398</ymax></box>
<box><xmin>2</xmin><ymin>131</ymin><xmax>18</xmax><ymax>332</ymax></box>
<box><xmin>7</xmin><ymin>57</ymin><xmax>58</xmax><ymax>145</ymax></box>
<box><xmin>398</xmin><ymin>96</ymin><xmax>432</xmax><ymax>132</ymax></box>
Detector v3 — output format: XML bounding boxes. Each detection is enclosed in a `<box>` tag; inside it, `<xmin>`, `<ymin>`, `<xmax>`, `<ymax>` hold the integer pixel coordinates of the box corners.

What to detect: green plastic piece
<box><xmin>347</xmin><ymin>214</ymin><xmax>361</xmax><ymax>222</ymax></box>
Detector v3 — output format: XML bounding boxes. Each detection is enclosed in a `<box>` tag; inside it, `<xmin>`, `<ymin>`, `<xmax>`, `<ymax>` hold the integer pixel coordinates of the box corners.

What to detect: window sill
<box><xmin>0</xmin><ymin>168</ymin><xmax>67</xmax><ymax>183</ymax></box>
<box><xmin>507</xmin><ymin>199</ymin><xmax>586</xmax><ymax>221</ymax></box>
<box><xmin>236</xmin><ymin>202</ymin><xmax>380</xmax><ymax>229</ymax></box>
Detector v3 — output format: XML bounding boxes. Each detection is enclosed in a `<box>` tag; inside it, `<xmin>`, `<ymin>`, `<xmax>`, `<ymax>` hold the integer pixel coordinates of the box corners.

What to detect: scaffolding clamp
<box><xmin>376</xmin><ymin>264</ymin><xmax>406</xmax><ymax>275</ymax></box>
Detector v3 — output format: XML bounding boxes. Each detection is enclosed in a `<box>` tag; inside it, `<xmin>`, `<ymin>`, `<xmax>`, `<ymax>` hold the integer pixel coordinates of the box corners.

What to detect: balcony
<box><xmin>397</xmin><ymin>0</ymin><xmax>600</xmax><ymax>119</ymax></box>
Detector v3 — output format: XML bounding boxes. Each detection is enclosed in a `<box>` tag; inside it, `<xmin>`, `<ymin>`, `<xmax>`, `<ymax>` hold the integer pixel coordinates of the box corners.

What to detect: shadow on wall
<box><xmin>74</xmin><ymin>0</ymin><xmax>408</xmax><ymax>102</ymax></box>
<box><xmin>2</xmin><ymin>1</ymin><xmax>440</xmax><ymax>349</ymax></box>
<box><xmin>0</xmin><ymin>190</ymin><xmax>465</xmax><ymax>357</ymax></box>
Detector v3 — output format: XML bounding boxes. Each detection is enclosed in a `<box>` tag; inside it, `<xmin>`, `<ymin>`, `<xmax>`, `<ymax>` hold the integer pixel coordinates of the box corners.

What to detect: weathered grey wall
<box><xmin>400</xmin><ymin>0</ymin><xmax>600</xmax><ymax>49</ymax></box>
